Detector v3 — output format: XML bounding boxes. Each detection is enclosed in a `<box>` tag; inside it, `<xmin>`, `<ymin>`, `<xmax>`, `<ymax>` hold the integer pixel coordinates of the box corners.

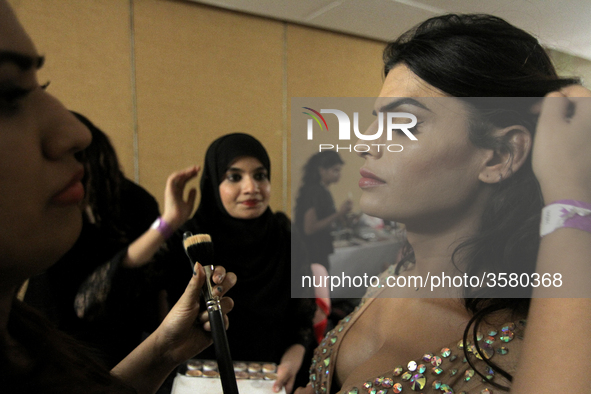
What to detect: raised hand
<box><xmin>533</xmin><ymin>85</ymin><xmax>591</xmax><ymax>204</ymax></box>
<box><xmin>162</xmin><ymin>165</ymin><xmax>200</xmax><ymax>229</ymax></box>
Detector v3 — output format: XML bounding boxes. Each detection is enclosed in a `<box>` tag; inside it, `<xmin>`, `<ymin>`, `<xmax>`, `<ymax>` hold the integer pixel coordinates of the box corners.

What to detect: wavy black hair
<box><xmin>72</xmin><ymin>112</ymin><xmax>129</xmax><ymax>243</ymax></box>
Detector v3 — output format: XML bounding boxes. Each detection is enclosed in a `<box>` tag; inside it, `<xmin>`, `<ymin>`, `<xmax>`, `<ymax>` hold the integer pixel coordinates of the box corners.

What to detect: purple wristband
<box><xmin>540</xmin><ymin>199</ymin><xmax>591</xmax><ymax>237</ymax></box>
<box><xmin>552</xmin><ymin>199</ymin><xmax>591</xmax><ymax>209</ymax></box>
<box><xmin>151</xmin><ymin>217</ymin><xmax>174</xmax><ymax>239</ymax></box>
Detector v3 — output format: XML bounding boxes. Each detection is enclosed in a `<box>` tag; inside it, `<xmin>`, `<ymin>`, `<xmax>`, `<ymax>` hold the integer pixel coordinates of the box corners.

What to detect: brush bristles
<box><xmin>183</xmin><ymin>233</ymin><xmax>212</xmax><ymax>249</ymax></box>
<box><xmin>183</xmin><ymin>233</ymin><xmax>214</xmax><ymax>266</ymax></box>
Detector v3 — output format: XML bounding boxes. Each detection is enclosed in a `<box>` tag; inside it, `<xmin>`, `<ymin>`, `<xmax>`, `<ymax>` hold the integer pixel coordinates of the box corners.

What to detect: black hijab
<box><xmin>159</xmin><ymin>134</ymin><xmax>305</xmax><ymax>363</ymax></box>
<box><xmin>182</xmin><ymin>133</ymin><xmax>290</xmax><ymax>322</ymax></box>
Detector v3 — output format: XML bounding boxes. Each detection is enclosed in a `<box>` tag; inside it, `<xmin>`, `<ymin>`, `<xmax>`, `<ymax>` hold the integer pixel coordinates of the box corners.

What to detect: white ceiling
<box><xmin>189</xmin><ymin>0</ymin><xmax>591</xmax><ymax>61</ymax></box>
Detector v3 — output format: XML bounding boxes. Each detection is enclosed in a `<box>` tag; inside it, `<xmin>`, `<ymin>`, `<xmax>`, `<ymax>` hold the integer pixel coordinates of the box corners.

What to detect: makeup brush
<box><xmin>183</xmin><ymin>232</ymin><xmax>239</xmax><ymax>394</ymax></box>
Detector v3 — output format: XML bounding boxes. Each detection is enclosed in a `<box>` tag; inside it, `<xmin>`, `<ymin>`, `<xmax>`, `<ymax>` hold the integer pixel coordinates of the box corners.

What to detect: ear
<box><xmin>478</xmin><ymin>125</ymin><xmax>532</xmax><ymax>184</ymax></box>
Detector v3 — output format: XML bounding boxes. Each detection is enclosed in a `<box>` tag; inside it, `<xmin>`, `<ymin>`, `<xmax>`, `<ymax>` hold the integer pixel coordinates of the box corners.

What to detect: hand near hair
<box><xmin>162</xmin><ymin>165</ymin><xmax>200</xmax><ymax>229</ymax></box>
<box><xmin>533</xmin><ymin>85</ymin><xmax>591</xmax><ymax>204</ymax></box>
<box><xmin>512</xmin><ymin>85</ymin><xmax>591</xmax><ymax>394</ymax></box>
<box><xmin>122</xmin><ymin>165</ymin><xmax>200</xmax><ymax>268</ymax></box>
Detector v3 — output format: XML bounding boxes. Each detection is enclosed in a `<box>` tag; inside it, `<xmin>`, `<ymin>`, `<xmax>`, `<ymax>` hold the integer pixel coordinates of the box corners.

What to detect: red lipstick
<box><xmin>241</xmin><ymin>199</ymin><xmax>260</xmax><ymax>207</ymax></box>
<box><xmin>52</xmin><ymin>168</ymin><xmax>85</xmax><ymax>205</ymax></box>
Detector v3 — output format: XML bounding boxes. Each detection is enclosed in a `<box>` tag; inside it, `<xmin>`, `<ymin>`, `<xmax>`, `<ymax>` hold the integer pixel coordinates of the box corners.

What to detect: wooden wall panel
<box><xmin>287</xmin><ymin>25</ymin><xmax>385</xmax><ymax>216</ymax></box>
<box><xmin>548</xmin><ymin>48</ymin><xmax>591</xmax><ymax>88</ymax></box>
<box><xmin>7</xmin><ymin>0</ymin><xmax>389</xmax><ymax>218</ymax></box>
<box><xmin>9</xmin><ymin>1</ymin><xmax>591</xmax><ymax>219</ymax></box>
<box><xmin>133</xmin><ymin>0</ymin><xmax>285</xmax><ymax>211</ymax></box>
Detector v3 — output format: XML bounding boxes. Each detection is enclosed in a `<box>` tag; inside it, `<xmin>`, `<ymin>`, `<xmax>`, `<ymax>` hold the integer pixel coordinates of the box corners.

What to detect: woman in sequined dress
<box><xmin>295</xmin><ymin>14</ymin><xmax>591</xmax><ymax>394</ymax></box>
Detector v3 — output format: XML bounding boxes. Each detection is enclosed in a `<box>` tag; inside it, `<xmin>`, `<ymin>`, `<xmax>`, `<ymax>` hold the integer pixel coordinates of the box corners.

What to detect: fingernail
<box><xmin>217</xmin><ymin>274</ymin><xmax>224</xmax><ymax>282</ymax></box>
<box><xmin>217</xmin><ymin>286</ymin><xmax>223</xmax><ymax>293</ymax></box>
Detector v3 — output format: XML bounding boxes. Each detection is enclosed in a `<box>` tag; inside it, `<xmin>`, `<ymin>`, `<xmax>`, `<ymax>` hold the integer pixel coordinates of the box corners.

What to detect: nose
<box><xmin>41</xmin><ymin>93</ymin><xmax>92</xmax><ymax>160</ymax></box>
<box><xmin>242</xmin><ymin>175</ymin><xmax>259</xmax><ymax>194</ymax></box>
<box><xmin>356</xmin><ymin>118</ymin><xmax>384</xmax><ymax>160</ymax></box>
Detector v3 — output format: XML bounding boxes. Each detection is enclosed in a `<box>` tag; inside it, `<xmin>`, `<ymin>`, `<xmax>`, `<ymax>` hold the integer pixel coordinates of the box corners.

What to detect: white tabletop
<box><xmin>171</xmin><ymin>374</ymin><xmax>286</xmax><ymax>394</ymax></box>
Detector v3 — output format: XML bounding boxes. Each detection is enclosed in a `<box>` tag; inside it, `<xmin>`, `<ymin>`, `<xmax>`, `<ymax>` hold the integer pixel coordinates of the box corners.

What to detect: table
<box><xmin>171</xmin><ymin>374</ymin><xmax>285</xmax><ymax>394</ymax></box>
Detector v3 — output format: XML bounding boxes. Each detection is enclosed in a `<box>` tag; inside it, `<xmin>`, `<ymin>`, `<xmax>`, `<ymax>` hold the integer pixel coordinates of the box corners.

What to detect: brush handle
<box><xmin>208</xmin><ymin>303</ymin><xmax>239</xmax><ymax>394</ymax></box>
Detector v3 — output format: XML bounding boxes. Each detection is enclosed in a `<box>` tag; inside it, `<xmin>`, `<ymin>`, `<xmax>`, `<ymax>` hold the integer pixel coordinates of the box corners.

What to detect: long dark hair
<box><xmin>384</xmin><ymin>13</ymin><xmax>579</xmax><ymax>388</ymax></box>
<box><xmin>294</xmin><ymin>151</ymin><xmax>344</xmax><ymax>228</ymax></box>
<box><xmin>0</xmin><ymin>300</ymin><xmax>136</xmax><ymax>393</ymax></box>
<box><xmin>72</xmin><ymin>112</ymin><xmax>128</xmax><ymax>242</ymax></box>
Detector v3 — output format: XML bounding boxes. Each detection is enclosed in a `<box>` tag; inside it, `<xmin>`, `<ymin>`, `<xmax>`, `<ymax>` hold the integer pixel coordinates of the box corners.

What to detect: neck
<box><xmin>405</xmin><ymin>229</ymin><xmax>471</xmax><ymax>277</ymax></box>
<box><xmin>397</xmin><ymin>220</ymin><xmax>479</xmax><ymax>298</ymax></box>
<box><xmin>403</xmin><ymin>191</ymin><xmax>488</xmax><ymax>278</ymax></box>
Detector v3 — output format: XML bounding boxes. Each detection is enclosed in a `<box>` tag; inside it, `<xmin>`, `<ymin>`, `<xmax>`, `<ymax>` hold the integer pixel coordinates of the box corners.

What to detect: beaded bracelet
<box><xmin>150</xmin><ymin>216</ymin><xmax>174</xmax><ymax>239</ymax></box>
<box><xmin>540</xmin><ymin>199</ymin><xmax>591</xmax><ymax>237</ymax></box>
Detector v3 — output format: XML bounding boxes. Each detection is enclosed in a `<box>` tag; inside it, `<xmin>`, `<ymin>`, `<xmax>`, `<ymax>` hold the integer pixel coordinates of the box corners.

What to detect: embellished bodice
<box><xmin>309</xmin><ymin>278</ymin><xmax>524</xmax><ymax>394</ymax></box>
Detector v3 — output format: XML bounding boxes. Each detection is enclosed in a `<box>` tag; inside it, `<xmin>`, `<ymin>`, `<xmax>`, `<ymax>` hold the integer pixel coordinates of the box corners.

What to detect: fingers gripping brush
<box><xmin>183</xmin><ymin>232</ymin><xmax>239</xmax><ymax>394</ymax></box>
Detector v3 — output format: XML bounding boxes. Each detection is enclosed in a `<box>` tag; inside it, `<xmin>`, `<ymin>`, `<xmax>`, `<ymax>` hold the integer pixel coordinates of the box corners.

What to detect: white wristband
<box><xmin>540</xmin><ymin>200</ymin><xmax>591</xmax><ymax>237</ymax></box>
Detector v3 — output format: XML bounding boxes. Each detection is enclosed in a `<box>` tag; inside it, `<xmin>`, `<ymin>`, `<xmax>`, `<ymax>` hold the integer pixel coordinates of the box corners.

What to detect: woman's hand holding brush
<box><xmin>111</xmin><ymin>265</ymin><xmax>236</xmax><ymax>393</ymax></box>
<box><xmin>154</xmin><ymin>264</ymin><xmax>236</xmax><ymax>365</ymax></box>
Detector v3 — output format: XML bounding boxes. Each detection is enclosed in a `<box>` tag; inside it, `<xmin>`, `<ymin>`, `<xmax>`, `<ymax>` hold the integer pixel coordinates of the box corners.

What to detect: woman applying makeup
<box><xmin>0</xmin><ymin>2</ymin><xmax>234</xmax><ymax>392</ymax></box>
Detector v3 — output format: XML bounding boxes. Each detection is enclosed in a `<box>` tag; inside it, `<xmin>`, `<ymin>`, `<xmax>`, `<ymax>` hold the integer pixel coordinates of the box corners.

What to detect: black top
<box><xmin>294</xmin><ymin>183</ymin><xmax>336</xmax><ymax>269</ymax></box>
<box><xmin>160</xmin><ymin>211</ymin><xmax>315</xmax><ymax>363</ymax></box>
<box><xmin>24</xmin><ymin>178</ymin><xmax>161</xmax><ymax>368</ymax></box>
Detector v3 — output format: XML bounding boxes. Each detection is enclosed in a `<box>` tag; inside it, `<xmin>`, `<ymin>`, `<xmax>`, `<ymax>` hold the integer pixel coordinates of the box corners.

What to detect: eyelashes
<box><xmin>409</xmin><ymin>121</ymin><xmax>423</xmax><ymax>132</ymax></box>
<box><xmin>0</xmin><ymin>80</ymin><xmax>51</xmax><ymax>114</ymax></box>
<box><xmin>0</xmin><ymin>86</ymin><xmax>33</xmax><ymax>113</ymax></box>
<box><xmin>225</xmin><ymin>172</ymin><xmax>269</xmax><ymax>183</ymax></box>
<box><xmin>394</xmin><ymin>121</ymin><xmax>423</xmax><ymax>135</ymax></box>
<box><xmin>254</xmin><ymin>172</ymin><xmax>268</xmax><ymax>181</ymax></box>
<box><xmin>226</xmin><ymin>173</ymin><xmax>241</xmax><ymax>182</ymax></box>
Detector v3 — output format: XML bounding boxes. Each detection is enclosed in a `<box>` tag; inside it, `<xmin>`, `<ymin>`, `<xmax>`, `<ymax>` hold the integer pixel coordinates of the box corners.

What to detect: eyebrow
<box><xmin>0</xmin><ymin>51</ymin><xmax>44</xmax><ymax>70</ymax></box>
<box><xmin>372</xmin><ymin>97</ymin><xmax>431</xmax><ymax>116</ymax></box>
<box><xmin>226</xmin><ymin>166</ymin><xmax>267</xmax><ymax>173</ymax></box>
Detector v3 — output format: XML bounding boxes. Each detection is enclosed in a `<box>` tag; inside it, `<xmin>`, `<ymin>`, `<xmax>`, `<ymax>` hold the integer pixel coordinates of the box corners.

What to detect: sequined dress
<box><xmin>309</xmin><ymin>269</ymin><xmax>525</xmax><ymax>394</ymax></box>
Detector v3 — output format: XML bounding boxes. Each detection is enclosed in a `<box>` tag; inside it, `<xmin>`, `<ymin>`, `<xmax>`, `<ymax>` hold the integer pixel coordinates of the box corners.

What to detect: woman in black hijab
<box><xmin>162</xmin><ymin>133</ymin><xmax>315</xmax><ymax>394</ymax></box>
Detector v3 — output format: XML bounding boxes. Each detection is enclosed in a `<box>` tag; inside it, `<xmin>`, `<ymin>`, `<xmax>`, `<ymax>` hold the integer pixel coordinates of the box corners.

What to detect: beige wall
<box><xmin>548</xmin><ymin>48</ymin><xmax>591</xmax><ymax>88</ymax></box>
<box><xmin>9</xmin><ymin>0</ymin><xmax>591</xmax><ymax>218</ymax></box>
<box><xmin>9</xmin><ymin>0</ymin><xmax>135</xmax><ymax>174</ymax></box>
<box><xmin>287</xmin><ymin>25</ymin><xmax>385</xmax><ymax>216</ymax></box>
<box><xmin>132</xmin><ymin>0</ymin><xmax>286</xmax><ymax>210</ymax></box>
<box><xmin>8</xmin><ymin>0</ymin><xmax>385</xmax><ymax>217</ymax></box>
